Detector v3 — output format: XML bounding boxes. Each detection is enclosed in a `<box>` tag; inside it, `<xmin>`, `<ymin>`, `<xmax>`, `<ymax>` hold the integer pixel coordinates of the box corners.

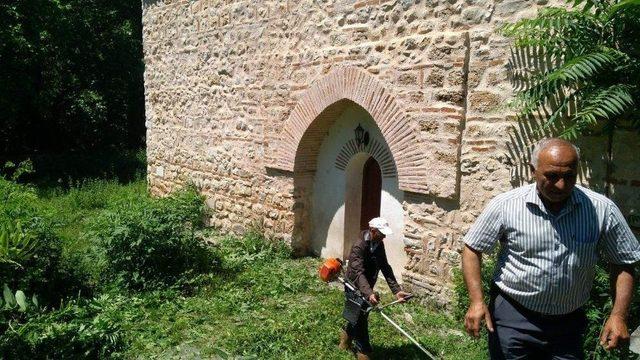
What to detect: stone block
<box><xmin>468</xmin><ymin>91</ymin><xmax>502</xmax><ymax>113</ymax></box>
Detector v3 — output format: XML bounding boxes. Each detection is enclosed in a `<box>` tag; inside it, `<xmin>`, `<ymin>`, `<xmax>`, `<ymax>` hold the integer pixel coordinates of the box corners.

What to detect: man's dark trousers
<box><xmin>344</xmin><ymin>288</ymin><xmax>373</xmax><ymax>353</ymax></box>
<box><xmin>488</xmin><ymin>288</ymin><xmax>587</xmax><ymax>360</ymax></box>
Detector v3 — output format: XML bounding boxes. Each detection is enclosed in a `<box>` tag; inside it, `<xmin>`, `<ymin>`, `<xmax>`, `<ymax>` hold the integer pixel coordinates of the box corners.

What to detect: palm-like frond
<box><xmin>505</xmin><ymin>0</ymin><xmax>640</xmax><ymax>139</ymax></box>
<box><xmin>561</xmin><ymin>84</ymin><xmax>635</xmax><ymax>139</ymax></box>
<box><xmin>537</xmin><ymin>90</ymin><xmax>579</xmax><ymax>133</ymax></box>
<box><xmin>547</xmin><ymin>50</ymin><xmax>625</xmax><ymax>82</ymax></box>
<box><xmin>505</xmin><ymin>0</ymin><xmax>640</xmax><ymax>199</ymax></box>
<box><xmin>501</xmin><ymin>8</ymin><xmax>600</xmax><ymax>55</ymax></box>
<box><xmin>512</xmin><ymin>49</ymin><xmax>624</xmax><ymax>118</ymax></box>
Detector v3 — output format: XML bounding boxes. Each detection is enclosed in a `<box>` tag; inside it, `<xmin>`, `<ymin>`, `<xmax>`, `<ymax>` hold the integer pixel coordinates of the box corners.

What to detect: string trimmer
<box><xmin>319</xmin><ymin>258</ymin><xmax>437</xmax><ymax>359</ymax></box>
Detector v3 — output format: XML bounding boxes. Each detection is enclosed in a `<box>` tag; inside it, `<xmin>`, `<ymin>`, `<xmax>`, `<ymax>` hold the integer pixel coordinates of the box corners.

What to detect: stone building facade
<box><xmin>142</xmin><ymin>0</ymin><xmax>640</xmax><ymax>305</ymax></box>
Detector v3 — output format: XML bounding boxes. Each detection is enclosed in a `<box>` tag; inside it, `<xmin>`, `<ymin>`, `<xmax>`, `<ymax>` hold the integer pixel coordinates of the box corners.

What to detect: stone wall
<box><xmin>142</xmin><ymin>0</ymin><xmax>640</xmax><ymax>305</ymax></box>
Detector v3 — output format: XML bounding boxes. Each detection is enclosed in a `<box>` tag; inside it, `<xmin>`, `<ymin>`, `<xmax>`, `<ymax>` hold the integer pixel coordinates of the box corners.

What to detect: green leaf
<box><xmin>503</xmin><ymin>0</ymin><xmax>640</xmax><ymax>140</ymax></box>
<box><xmin>608</xmin><ymin>0</ymin><xmax>640</xmax><ymax>15</ymax></box>
<box><xmin>15</xmin><ymin>290</ymin><xmax>27</xmax><ymax>312</ymax></box>
<box><xmin>3</xmin><ymin>284</ymin><xmax>16</xmax><ymax>307</ymax></box>
<box><xmin>0</xmin><ymin>223</ymin><xmax>8</xmax><ymax>258</ymax></box>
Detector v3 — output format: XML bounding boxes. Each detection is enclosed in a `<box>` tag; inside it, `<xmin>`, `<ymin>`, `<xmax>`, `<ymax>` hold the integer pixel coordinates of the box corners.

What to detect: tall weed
<box><xmin>0</xmin><ymin>220</ymin><xmax>38</xmax><ymax>267</ymax></box>
<box><xmin>0</xmin><ymin>177</ymin><xmax>90</xmax><ymax>306</ymax></box>
<box><xmin>216</xmin><ymin>230</ymin><xmax>292</xmax><ymax>271</ymax></box>
<box><xmin>0</xmin><ymin>175</ymin><xmax>40</xmax><ymax>222</ymax></box>
<box><xmin>22</xmin><ymin>149</ymin><xmax>146</xmax><ymax>189</ymax></box>
<box><xmin>0</xmin><ymin>294</ymin><xmax>125</xmax><ymax>359</ymax></box>
<box><xmin>88</xmin><ymin>186</ymin><xmax>217</xmax><ymax>290</ymax></box>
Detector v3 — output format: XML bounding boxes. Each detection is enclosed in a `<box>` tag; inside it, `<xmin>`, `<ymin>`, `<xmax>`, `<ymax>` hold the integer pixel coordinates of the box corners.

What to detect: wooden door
<box><xmin>360</xmin><ymin>157</ymin><xmax>381</xmax><ymax>230</ymax></box>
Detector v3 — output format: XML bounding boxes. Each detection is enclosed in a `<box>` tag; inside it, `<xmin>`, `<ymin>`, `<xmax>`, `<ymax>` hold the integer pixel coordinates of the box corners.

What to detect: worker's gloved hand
<box><xmin>396</xmin><ymin>291</ymin><xmax>410</xmax><ymax>303</ymax></box>
<box><xmin>368</xmin><ymin>293</ymin><xmax>379</xmax><ymax>306</ymax></box>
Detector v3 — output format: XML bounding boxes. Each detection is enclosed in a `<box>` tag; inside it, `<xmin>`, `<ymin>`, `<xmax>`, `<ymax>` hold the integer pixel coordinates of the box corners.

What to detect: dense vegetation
<box><xmin>503</xmin><ymin>0</ymin><xmax>640</xmax><ymax>137</ymax></box>
<box><xmin>0</xmin><ymin>168</ymin><xmax>485</xmax><ymax>359</ymax></box>
<box><xmin>0</xmin><ymin>1</ymin><xmax>144</xmax><ymax>174</ymax></box>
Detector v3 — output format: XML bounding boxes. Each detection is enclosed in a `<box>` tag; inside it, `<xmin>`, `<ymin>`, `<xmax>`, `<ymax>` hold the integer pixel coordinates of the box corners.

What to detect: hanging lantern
<box><xmin>354</xmin><ymin>124</ymin><xmax>369</xmax><ymax>146</ymax></box>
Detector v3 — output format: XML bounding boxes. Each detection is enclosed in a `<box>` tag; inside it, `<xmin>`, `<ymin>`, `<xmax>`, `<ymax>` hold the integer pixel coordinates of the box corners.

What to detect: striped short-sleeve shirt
<box><xmin>464</xmin><ymin>183</ymin><xmax>640</xmax><ymax>315</ymax></box>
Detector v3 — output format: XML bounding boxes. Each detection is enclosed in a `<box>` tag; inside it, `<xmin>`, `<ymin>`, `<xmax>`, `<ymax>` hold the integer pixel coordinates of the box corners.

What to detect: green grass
<box><xmin>35</xmin><ymin>178</ymin><xmax>147</xmax><ymax>274</ymax></box>
<box><xmin>93</xmin><ymin>230</ymin><xmax>486</xmax><ymax>359</ymax></box>
<box><xmin>105</xmin><ymin>253</ymin><xmax>487</xmax><ymax>359</ymax></box>
<box><xmin>8</xmin><ymin>177</ymin><xmax>487</xmax><ymax>359</ymax></box>
<box><xmin>38</xmin><ymin>178</ymin><xmax>147</xmax><ymax>239</ymax></box>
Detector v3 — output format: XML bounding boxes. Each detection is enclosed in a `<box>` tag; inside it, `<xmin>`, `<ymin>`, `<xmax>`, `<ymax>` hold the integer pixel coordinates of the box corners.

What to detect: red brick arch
<box><xmin>269</xmin><ymin>66</ymin><xmax>427</xmax><ymax>194</ymax></box>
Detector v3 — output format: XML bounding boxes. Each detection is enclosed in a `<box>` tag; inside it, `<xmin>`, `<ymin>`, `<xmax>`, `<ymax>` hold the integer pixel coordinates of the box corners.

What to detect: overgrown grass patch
<box><xmin>37</xmin><ymin>178</ymin><xmax>148</xmax><ymax>291</ymax></box>
<box><xmin>86</xmin><ymin>185</ymin><xmax>216</xmax><ymax>290</ymax></box>
<box><xmin>0</xmin><ymin>294</ymin><xmax>126</xmax><ymax>359</ymax></box>
<box><xmin>1</xmin><ymin>174</ymin><xmax>487</xmax><ymax>359</ymax></box>
<box><xmin>115</xmin><ymin>244</ymin><xmax>487</xmax><ymax>359</ymax></box>
<box><xmin>38</xmin><ymin>179</ymin><xmax>147</xmax><ymax>241</ymax></box>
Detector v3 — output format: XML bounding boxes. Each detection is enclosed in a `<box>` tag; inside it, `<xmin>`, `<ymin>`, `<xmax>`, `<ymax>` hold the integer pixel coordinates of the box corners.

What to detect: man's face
<box><xmin>370</xmin><ymin>228</ymin><xmax>386</xmax><ymax>242</ymax></box>
<box><xmin>531</xmin><ymin>144</ymin><xmax>578</xmax><ymax>204</ymax></box>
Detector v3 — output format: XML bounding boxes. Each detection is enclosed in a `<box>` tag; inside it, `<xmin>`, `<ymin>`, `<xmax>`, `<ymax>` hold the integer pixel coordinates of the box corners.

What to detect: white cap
<box><xmin>368</xmin><ymin>217</ymin><xmax>393</xmax><ymax>236</ymax></box>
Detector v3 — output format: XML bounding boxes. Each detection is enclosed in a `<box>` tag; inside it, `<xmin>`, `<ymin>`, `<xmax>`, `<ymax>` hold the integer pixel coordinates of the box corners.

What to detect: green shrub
<box><xmin>0</xmin><ymin>284</ymin><xmax>41</xmax><ymax>336</ymax></box>
<box><xmin>0</xmin><ymin>220</ymin><xmax>38</xmax><ymax>267</ymax></box>
<box><xmin>0</xmin><ymin>294</ymin><xmax>125</xmax><ymax>359</ymax></box>
<box><xmin>0</xmin><ymin>177</ymin><xmax>46</xmax><ymax>289</ymax></box>
<box><xmin>0</xmin><ymin>220</ymin><xmax>92</xmax><ymax>306</ymax></box>
<box><xmin>0</xmin><ymin>177</ymin><xmax>91</xmax><ymax>306</ymax></box>
<box><xmin>89</xmin><ymin>186</ymin><xmax>217</xmax><ymax>290</ymax></box>
<box><xmin>0</xmin><ymin>175</ymin><xmax>40</xmax><ymax>222</ymax></box>
<box><xmin>216</xmin><ymin>230</ymin><xmax>292</xmax><ymax>270</ymax></box>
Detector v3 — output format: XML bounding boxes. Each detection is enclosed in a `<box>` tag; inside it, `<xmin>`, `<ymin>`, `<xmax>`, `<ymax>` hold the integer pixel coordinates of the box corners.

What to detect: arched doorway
<box><xmin>307</xmin><ymin>103</ymin><xmax>407</xmax><ymax>280</ymax></box>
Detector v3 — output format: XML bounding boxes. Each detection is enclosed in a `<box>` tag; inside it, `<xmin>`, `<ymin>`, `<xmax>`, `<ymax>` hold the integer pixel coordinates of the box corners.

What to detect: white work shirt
<box><xmin>464</xmin><ymin>184</ymin><xmax>640</xmax><ymax>315</ymax></box>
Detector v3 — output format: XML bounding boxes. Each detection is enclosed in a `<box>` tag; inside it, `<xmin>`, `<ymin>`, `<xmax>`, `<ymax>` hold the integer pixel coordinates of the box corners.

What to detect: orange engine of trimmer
<box><xmin>319</xmin><ymin>257</ymin><xmax>343</xmax><ymax>282</ymax></box>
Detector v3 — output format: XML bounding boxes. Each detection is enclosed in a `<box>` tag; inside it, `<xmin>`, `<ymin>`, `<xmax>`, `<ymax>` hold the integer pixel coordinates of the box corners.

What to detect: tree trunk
<box><xmin>604</xmin><ymin>129</ymin><xmax>614</xmax><ymax>198</ymax></box>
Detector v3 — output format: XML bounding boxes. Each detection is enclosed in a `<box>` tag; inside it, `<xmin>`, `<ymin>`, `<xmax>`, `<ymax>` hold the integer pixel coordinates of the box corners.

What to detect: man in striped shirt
<box><xmin>462</xmin><ymin>138</ymin><xmax>640</xmax><ymax>359</ymax></box>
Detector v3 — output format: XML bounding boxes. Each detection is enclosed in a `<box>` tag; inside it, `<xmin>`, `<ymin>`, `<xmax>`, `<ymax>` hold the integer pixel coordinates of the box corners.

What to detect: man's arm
<box><xmin>460</xmin><ymin>195</ymin><xmax>503</xmax><ymax>337</ymax></box>
<box><xmin>462</xmin><ymin>245</ymin><xmax>494</xmax><ymax>337</ymax></box>
<box><xmin>378</xmin><ymin>245</ymin><xmax>409</xmax><ymax>301</ymax></box>
<box><xmin>347</xmin><ymin>240</ymin><xmax>374</xmax><ymax>298</ymax></box>
<box><xmin>378</xmin><ymin>244</ymin><xmax>401</xmax><ymax>294</ymax></box>
<box><xmin>600</xmin><ymin>264</ymin><xmax>636</xmax><ymax>350</ymax></box>
<box><xmin>599</xmin><ymin>201</ymin><xmax>640</xmax><ymax>350</ymax></box>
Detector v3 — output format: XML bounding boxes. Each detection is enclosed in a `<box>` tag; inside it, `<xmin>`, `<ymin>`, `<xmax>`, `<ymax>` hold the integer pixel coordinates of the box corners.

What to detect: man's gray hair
<box><xmin>530</xmin><ymin>138</ymin><xmax>581</xmax><ymax>168</ymax></box>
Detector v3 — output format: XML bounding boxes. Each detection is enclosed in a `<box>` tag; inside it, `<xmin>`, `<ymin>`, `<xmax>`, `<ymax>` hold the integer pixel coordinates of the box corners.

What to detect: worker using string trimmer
<box><xmin>339</xmin><ymin>217</ymin><xmax>410</xmax><ymax>359</ymax></box>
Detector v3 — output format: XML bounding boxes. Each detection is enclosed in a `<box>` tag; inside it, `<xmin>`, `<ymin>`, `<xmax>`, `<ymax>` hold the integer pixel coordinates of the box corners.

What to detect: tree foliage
<box><xmin>0</xmin><ymin>0</ymin><xmax>144</xmax><ymax>161</ymax></box>
<box><xmin>502</xmin><ymin>0</ymin><xmax>640</xmax><ymax>139</ymax></box>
